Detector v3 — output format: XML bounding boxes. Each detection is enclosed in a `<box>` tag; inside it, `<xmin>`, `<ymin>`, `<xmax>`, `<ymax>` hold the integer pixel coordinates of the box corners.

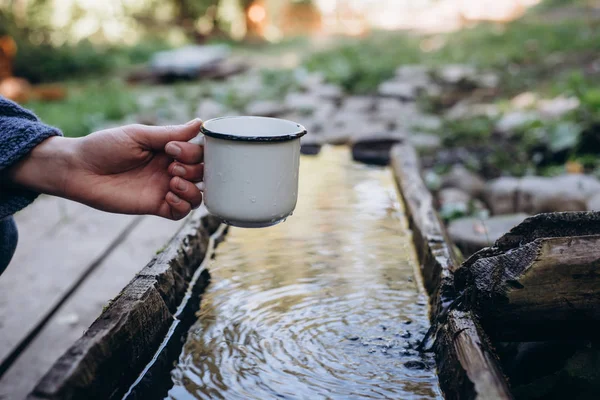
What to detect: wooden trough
<box><xmin>25</xmin><ymin>142</ymin><xmax>600</xmax><ymax>400</ymax></box>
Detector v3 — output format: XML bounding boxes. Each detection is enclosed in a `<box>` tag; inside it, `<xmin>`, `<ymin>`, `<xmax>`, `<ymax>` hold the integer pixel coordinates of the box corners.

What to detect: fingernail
<box><xmin>168</xmin><ymin>192</ymin><xmax>181</xmax><ymax>204</ymax></box>
<box><xmin>176</xmin><ymin>178</ymin><xmax>187</xmax><ymax>191</ymax></box>
<box><xmin>166</xmin><ymin>143</ymin><xmax>181</xmax><ymax>157</ymax></box>
<box><xmin>172</xmin><ymin>165</ymin><xmax>185</xmax><ymax>176</ymax></box>
<box><xmin>186</xmin><ymin>118</ymin><xmax>202</xmax><ymax>126</ymax></box>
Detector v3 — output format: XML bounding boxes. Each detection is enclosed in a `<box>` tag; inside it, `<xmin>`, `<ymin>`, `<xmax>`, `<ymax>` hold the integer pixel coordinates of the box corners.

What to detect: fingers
<box><xmin>169</xmin><ymin>177</ymin><xmax>203</xmax><ymax>209</ymax></box>
<box><xmin>165</xmin><ymin>192</ymin><xmax>192</xmax><ymax>220</ymax></box>
<box><xmin>165</xmin><ymin>141</ymin><xmax>204</xmax><ymax>164</ymax></box>
<box><xmin>126</xmin><ymin>119</ymin><xmax>203</xmax><ymax>150</ymax></box>
<box><xmin>169</xmin><ymin>162</ymin><xmax>204</xmax><ymax>182</ymax></box>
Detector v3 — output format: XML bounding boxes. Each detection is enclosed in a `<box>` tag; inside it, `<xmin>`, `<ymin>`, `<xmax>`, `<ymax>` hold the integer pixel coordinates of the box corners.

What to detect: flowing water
<box><xmin>166</xmin><ymin>147</ymin><xmax>441</xmax><ymax>400</ymax></box>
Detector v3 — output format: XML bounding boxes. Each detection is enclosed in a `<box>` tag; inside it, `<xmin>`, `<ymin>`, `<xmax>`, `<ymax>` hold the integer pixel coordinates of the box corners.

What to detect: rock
<box><xmin>475</xmin><ymin>72</ymin><xmax>500</xmax><ymax>89</ymax></box>
<box><xmin>445</xmin><ymin>101</ymin><xmax>501</xmax><ymax>120</ymax></box>
<box><xmin>351</xmin><ymin>131</ymin><xmax>406</xmax><ymax>166</ymax></box>
<box><xmin>495</xmin><ymin>111</ymin><xmax>539</xmax><ymax>136</ymax></box>
<box><xmin>323</xmin><ymin>120</ymin><xmax>387</xmax><ymax>145</ymax></box>
<box><xmin>437</xmin><ymin>64</ymin><xmax>477</xmax><ymax>85</ymax></box>
<box><xmin>196</xmin><ymin>99</ymin><xmax>228</xmax><ymax>120</ymax></box>
<box><xmin>484</xmin><ymin>177</ymin><xmax>521</xmax><ymax>215</ymax></box>
<box><xmin>295</xmin><ymin>71</ymin><xmax>325</xmax><ymax>91</ymax></box>
<box><xmin>150</xmin><ymin>45</ymin><xmax>230</xmax><ymax>78</ymax></box>
<box><xmin>378</xmin><ymin>81</ymin><xmax>418</xmax><ymax>100</ymax></box>
<box><xmin>438</xmin><ymin>188</ymin><xmax>471</xmax><ymax>221</ymax></box>
<box><xmin>377</xmin><ymin>98</ymin><xmax>404</xmax><ymax>112</ymax></box>
<box><xmin>441</xmin><ymin>164</ymin><xmax>486</xmax><ymax>198</ymax></box>
<box><xmin>587</xmin><ymin>193</ymin><xmax>600</xmax><ymax>211</ymax></box>
<box><xmin>439</xmin><ymin>188</ymin><xmax>471</xmax><ymax>206</ymax></box>
<box><xmin>312</xmin><ymin>83</ymin><xmax>343</xmax><ymax>100</ymax></box>
<box><xmin>409</xmin><ymin>133</ymin><xmax>441</xmax><ymax>154</ymax></box>
<box><xmin>300</xmin><ymin>135</ymin><xmax>322</xmax><ymax>156</ymax></box>
<box><xmin>285</xmin><ymin>92</ymin><xmax>318</xmax><ymax>114</ymax></box>
<box><xmin>517</xmin><ymin>174</ymin><xmax>600</xmax><ymax>214</ymax></box>
<box><xmin>448</xmin><ymin>213</ymin><xmax>529</xmax><ymax>256</ymax></box>
<box><xmin>312</xmin><ymin>101</ymin><xmax>337</xmax><ymax>122</ymax></box>
<box><xmin>245</xmin><ymin>100</ymin><xmax>288</xmax><ymax>117</ymax></box>
<box><xmin>410</xmin><ymin>115</ymin><xmax>442</xmax><ymax>131</ymax></box>
<box><xmin>341</xmin><ymin>96</ymin><xmax>375</xmax><ymax>113</ymax></box>
<box><xmin>537</xmin><ymin>96</ymin><xmax>580</xmax><ymax>119</ymax></box>
<box><xmin>511</xmin><ymin>92</ymin><xmax>538</xmax><ymax>109</ymax></box>
<box><xmin>395</xmin><ymin>64</ymin><xmax>430</xmax><ymax>81</ymax></box>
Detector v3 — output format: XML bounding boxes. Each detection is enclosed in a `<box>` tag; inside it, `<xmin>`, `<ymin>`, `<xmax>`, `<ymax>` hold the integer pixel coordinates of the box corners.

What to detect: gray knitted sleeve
<box><xmin>0</xmin><ymin>96</ymin><xmax>63</xmax><ymax>218</ymax></box>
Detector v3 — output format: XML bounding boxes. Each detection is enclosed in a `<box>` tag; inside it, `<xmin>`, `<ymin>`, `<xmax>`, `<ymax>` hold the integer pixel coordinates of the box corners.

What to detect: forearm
<box><xmin>3</xmin><ymin>136</ymin><xmax>79</xmax><ymax>198</ymax></box>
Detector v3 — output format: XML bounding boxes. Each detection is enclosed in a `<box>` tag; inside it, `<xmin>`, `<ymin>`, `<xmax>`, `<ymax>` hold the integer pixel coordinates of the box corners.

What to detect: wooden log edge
<box><xmin>390</xmin><ymin>143</ymin><xmax>513</xmax><ymax>400</ymax></box>
<box><xmin>27</xmin><ymin>209</ymin><xmax>223</xmax><ymax>400</ymax></box>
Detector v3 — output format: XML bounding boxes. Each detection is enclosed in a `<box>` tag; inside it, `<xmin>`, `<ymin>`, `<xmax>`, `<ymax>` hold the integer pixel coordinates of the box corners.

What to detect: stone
<box><xmin>448</xmin><ymin>213</ymin><xmax>529</xmax><ymax>256</ymax></box>
<box><xmin>300</xmin><ymin>135</ymin><xmax>322</xmax><ymax>156</ymax></box>
<box><xmin>484</xmin><ymin>177</ymin><xmax>521</xmax><ymax>215</ymax></box>
<box><xmin>439</xmin><ymin>188</ymin><xmax>471</xmax><ymax>206</ymax></box>
<box><xmin>495</xmin><ymin>111</ymin><xmax>539</xmax><ymax>136</ymax></box>
<box><xmin>409</xmin><ymin>133</ymin><xmax>441</xmax><ymax>154</ymax></box>
<box><xmin>378</xmin><ymin>81</ymin><xmax>418</xmax><ymax>100</ymax></box>
<box><xmin>285</xmin><ymin>92</ymin><xmax>318</xmax><ymax>114</ymax></box>
<box><xmin>517</xmin><ymin>174</ymin><xmax>600</xmax><ymax>214</ymax></box>
<box><xmin>196</xmin><ymin>99</ymin><xmax>228</xmax><ymax>120</ymax></box>
<box><xmin>537</xmin><ymin>96</ymin><xmax>580</xmax><ymax>119</ymax></box>
<box><xmin>437</xmin><ymin>64</ymin><xmax>477</xmax><ymax>85</ymax></box>
<box><xmin>341</xmin><ymin>96</ymin><xmax>375</xmax><ymax>113</ymax></box>
<box><xmin>312</xmin><ymin>101</ymin><xmax>337</xmax><ymax>122</ymax></box>
<box><xmin>475</xmin><ymin>72</ymin><xmax>500</xmax><ymax>89</ymax></box>
<box><xmin>323</xmin><ymin>121</ymin><xmax>388</xmax><ymax>146</ymax></box>
<box><xmin>377</xmin><ymin>98</ymin><xmax>405</xmax><ymax>113</ymax></box>
<box><xmin>441</xmin><ymin>164</ymin><xmax>486</xmax><ymax>198</ymax></box>
<box><xmin>410</xmin><ymin>115</ymin><xmax>442</xmax><ymax>131</ymax></box>
<box><xmin>351</xmin><ymin>131</ymin><xmax>406</xmax><ymax>166</ymax></box>
<box><xmin>150</xmin><ymin>45</ymin><xmax>230</xmax><ymax>78</ymax></box>
<box><xmin>245</xmin><ymin>100</ymin><xmax>288</xmax><ymax>117</ymax></box>
<box><xmin>511</xmin><ymin>92</ymin><xmax>538</xmax><ymax>109</ymax></box>
<box><xmin>438</xmin><ymin>188</ymin><xmax>471</xmax><ymax>221</ymax></box>
<box><xmin>445</xmin><ymin>101</ymin><xmax>501</xmax><ymax>121</ymax></box>
<box><xmin>587</xmin><ymin>193</ymin><xmax>600</xmax><ymax>211</ymax></box>
<box><xmin>395</xmin><ymin>64</ymin><xmax>430</xmax><ymax>81</ymax></box>
<box><xmin>295</xmin><ymin>71</ymin><xmax>325</xmax><ymax>91</ymax></box>
<box><xmin>312</xmin><ymin>83</ymin><xmax>343</xmax><ymax>100</ymax></box>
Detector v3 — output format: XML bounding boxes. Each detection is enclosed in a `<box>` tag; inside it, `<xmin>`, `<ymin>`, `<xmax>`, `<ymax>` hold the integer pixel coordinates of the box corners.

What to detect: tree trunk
<box><xmin>456</xmin><ymin>212</ymin><xmax>600</xmax><ymax>341</ymax></box>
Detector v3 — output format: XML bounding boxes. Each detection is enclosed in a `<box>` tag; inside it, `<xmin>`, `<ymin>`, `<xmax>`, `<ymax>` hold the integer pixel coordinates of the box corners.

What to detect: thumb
<box><xmin>132</xmin><ymin>119</ymin><xmax>203</xmax><ymax>150</ymax></box>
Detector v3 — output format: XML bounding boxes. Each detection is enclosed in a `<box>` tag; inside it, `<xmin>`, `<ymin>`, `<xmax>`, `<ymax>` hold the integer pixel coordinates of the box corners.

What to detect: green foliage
<box><xmin>27</xmin><ymin>81</ymin><xmax>138</xmax><ymax>137</ymax></box>
<box><xmin>304</xmin><ymin>33</ymin><xmax>421</xmax><ymax>94</ymax></box>
<box><xmin>441</xmin><ymin>116</ymin><xmax>495</xmax><ymax>147</ymax></box>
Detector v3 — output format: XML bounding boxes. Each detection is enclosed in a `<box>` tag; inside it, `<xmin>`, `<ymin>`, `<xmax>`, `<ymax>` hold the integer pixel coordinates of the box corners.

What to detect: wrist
<box><xmin>6</xmin><ymin>136</ymin><xmax>79</xmax><ymax>198</ymax></box>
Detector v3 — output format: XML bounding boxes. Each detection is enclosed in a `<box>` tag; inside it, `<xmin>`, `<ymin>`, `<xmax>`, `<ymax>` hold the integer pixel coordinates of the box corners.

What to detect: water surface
<box><xmin>167</xmin><ymin>147</ymin><xmax>441</xmax><ymax>399</ymax></box>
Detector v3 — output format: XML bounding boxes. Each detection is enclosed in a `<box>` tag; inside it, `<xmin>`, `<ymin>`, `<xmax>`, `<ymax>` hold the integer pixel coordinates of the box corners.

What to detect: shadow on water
<box><xmin>130</xmin><ymin>147</ymin><xmax>441</xmax><ymax>400</ymax></box>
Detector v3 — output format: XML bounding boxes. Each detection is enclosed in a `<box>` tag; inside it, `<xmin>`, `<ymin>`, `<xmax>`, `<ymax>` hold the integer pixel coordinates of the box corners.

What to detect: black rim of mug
<box><xmin>200</xmin><ymin>116</ymin><xmax>307</xmax><ymax>143</ymax></box>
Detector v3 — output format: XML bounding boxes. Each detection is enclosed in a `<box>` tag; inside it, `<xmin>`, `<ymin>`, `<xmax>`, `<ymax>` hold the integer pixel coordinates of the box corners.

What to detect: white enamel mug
<box><xmin>199</xmin><ymin>116</ymin><xmax>307</xmax><ymax>228</ymax></box>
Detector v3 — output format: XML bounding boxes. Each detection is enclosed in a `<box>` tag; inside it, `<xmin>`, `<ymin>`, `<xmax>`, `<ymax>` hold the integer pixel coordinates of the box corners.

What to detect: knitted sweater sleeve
<box><xmin>0</xmin><ymin>96</ymin><xmax>63</xmax><ymax>218</ymax></box>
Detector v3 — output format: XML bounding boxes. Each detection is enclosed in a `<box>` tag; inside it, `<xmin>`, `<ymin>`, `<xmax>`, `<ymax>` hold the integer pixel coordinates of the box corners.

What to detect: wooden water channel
<box><xmin>12</xmin><ymin>143</ymin><xmax>600</xmax><ymax>399</ymax></box>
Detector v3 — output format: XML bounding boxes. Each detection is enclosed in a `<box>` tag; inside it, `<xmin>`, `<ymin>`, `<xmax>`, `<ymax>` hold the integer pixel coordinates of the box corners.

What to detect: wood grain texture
<box><xmin>391</xmin><ymin>143</ymin><xmax>513</xmax><ymax>400</ymax></box>
<box><xmin>27</xmin><ymin>209</ymin><xmax>222</xmax><ymax>400</ymax></box>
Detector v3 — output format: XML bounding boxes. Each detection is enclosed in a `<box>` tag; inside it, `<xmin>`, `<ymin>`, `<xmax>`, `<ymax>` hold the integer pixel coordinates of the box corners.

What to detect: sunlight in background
<box><xmin>37</xmin><ymin>0</ymin><xmax>544</xmax><ymax>45</ymax></box>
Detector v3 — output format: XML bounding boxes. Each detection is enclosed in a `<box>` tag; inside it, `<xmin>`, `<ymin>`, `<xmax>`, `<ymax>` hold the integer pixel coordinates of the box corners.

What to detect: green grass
<box><xmin>302</xmin><ymin>2</ymin><xmax>600</xmax><ymax>95</ymax></box>
<box><xmin>27</xmin><ymin>80</ymin><xmax>138</xmax><ymax>137</ymax></box>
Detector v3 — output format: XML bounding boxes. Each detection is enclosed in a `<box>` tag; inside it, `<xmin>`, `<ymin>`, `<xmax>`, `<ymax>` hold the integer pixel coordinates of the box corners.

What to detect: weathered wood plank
<box><xmin>27</xmin><ymin>209</ymin><xmax>221</xmax><ymax>400</ymax></box>
<box><xmin>456</xmin><ymin>228</ymin><xmax>600</xmax><ymax>341</ymax></box>
<box><xmin>391</xmin><ymin>143</ymin><xmax>513</xmax><ymax>400</ymax></box>
<box><xmin>0</xmin><ymin>197</ymin><xmax>137</xmax><ymax>367</ymax></box>
<box><xmin>390</xmin><ymin>143</ymin><xmax>458</xmax><ymax>309</ymax></box>
<box><xmin>0</xmin><ymin>215</ymin><xmax>187</xmax><ymax>400</ymax></box>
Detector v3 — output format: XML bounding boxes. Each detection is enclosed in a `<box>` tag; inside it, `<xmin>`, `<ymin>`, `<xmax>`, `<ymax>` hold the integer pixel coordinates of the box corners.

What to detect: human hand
<box><xmin>7</xmin><ymin>119</ymin><xmax>205</xmax><ymax>220</ymax></box>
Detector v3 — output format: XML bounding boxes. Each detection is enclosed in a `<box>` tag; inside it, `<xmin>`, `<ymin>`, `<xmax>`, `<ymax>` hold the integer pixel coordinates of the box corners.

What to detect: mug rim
<box><xmin>201</xmin><ymin>116</ymin><xmax>307</xmax><ymax>143</ymax></box>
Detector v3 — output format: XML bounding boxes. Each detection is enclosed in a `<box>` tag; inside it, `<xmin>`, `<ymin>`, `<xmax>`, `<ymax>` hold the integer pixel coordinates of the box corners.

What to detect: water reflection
<box><xmin>167</xmin><ymin>147</ymin><xmax>441</xmax><ymax>399</ymax></box>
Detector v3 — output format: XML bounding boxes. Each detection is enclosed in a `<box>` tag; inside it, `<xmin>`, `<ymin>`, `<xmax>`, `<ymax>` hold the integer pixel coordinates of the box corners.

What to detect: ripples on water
<box><xmin>167</xmin><ymin>147</ymin><xmax>441</xmax><ymax>400</ymax></box>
